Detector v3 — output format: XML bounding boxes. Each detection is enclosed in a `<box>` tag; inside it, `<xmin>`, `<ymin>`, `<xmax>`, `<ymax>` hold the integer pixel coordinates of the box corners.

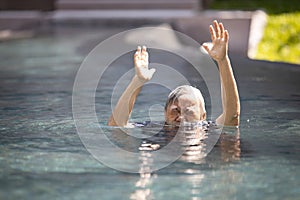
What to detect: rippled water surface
<box><xmin>0</xmin><ymin>26</ymin><xmax>300</xmax><ymax>200</ymax></box>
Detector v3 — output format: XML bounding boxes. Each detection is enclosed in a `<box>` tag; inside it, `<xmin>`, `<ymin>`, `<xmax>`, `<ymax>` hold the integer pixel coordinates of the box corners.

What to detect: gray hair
<box><xmin>164</xmin><ymin>85</ymin><xmax>206</xmax><ymax>113</ymax></box>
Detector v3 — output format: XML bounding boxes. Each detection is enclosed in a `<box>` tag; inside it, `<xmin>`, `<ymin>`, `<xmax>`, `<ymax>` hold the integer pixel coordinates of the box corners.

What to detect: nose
<box><xmin>175</xmin><ymin>115</ymin><xmax>184</xmax><ymax>122</ymax></box>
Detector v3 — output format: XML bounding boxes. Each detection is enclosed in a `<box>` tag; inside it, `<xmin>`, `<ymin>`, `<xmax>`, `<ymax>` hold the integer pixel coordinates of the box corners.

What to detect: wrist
<box><xmin>216</xmin><ymin>55</ymin><xmax>229</xmax><ymax>64</ymax></box>
<box><xmin>132</xmin><ymin>75</ymin><xmax>147</xmax><ymax>86</ymax></box>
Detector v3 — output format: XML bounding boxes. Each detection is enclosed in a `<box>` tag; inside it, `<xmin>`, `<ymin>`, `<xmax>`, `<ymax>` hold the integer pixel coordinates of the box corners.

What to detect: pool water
<box><xmin>0</xmin><ymin>25</ymin><xmax>300</xmax><ymax>200</ymax></box>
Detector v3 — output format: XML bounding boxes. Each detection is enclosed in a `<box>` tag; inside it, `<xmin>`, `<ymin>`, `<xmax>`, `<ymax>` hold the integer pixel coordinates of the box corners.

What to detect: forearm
<box><xmin>108</xmin><ymin>75</ymin><xmax>144</xmax><ymax>127</ymax></box>
<box><xmin>217</xmin><ymin>56</ymin><xmax>240</xmax><ymax>126</ymax></box>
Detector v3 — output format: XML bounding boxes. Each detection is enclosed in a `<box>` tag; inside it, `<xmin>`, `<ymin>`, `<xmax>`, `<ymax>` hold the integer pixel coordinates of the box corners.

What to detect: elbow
<box><xmin>225</xmin><ymin>100</ymin><xmax>240</xmax><ymax>126</ymax></box>
<box><xmin>225</xmin><ymin>111</ymin><xmax>240</xmax><ymax>127</ymax></box>
<box><xmin>216</xmin><ymin>111</ymin><xmax>240</xmax><ymax>127</ymax></box>
<box><xmin>107</xmin><ymin>116</ymin><xmax>128</xmax><ymax>127</ymax></box>
<box><xmin>218</xmin><ymin>107</ymin><xmax>240</xmax><ymax>127</ymax></box>
<box><xmin>107</xmin><ymin>121</ymin><xmax>116</xmax><ymax>126</ymax></box>
<box><xmin>231</xmin><ymin>112</ymin><xmax>240</xmax><ymax>126</ymax></box>
<box><xmin>107</xmin><ymin>116</ymin><xmax>118</xmax><ymax>127</ymax></box>
<box><xmin>107</xmin><ymin>120</ymin><xmax>117</xmax><ymax>127</ymax></box>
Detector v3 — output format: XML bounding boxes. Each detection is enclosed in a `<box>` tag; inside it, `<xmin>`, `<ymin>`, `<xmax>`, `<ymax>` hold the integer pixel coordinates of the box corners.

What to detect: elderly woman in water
<box><xmin>108</xmin><ymin>20</ymin><xmax>240</xmax><ymax>128</ymax></box>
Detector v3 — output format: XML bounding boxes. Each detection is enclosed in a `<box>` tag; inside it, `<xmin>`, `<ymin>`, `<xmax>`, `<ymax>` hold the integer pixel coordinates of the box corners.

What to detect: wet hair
<box><xmin>164</xmin><ymin>85</ymin><xmax>206</xmax><ymax>113</ymax></box>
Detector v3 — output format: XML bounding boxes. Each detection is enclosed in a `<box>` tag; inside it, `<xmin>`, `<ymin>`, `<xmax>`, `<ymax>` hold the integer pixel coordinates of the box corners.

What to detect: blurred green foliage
<box><xmin>256</xmin><ymin>13</ymin><xmax>300</xmax><ymax>64</ymax></box>
<box><xmin>210</xmin><ymin>0</ymin><xmax>300</xmax><ymax>14</ymax></box>
<box><xmin>210</xmin><ymin>0</ymin><xmax>300</xmax><ymax>64</ymax></box>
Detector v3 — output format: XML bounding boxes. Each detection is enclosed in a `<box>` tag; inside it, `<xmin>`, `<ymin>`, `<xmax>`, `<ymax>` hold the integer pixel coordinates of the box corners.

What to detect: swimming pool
<box><xmin>0</xmin><ymin>25</ymin><xmax>299</xmax><ymax>199</ymax></box>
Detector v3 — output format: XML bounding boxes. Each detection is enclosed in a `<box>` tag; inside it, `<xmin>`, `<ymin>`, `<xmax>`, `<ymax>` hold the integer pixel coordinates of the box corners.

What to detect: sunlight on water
<box><xmin>0</xmin><ymin>26</ymin><xmax>299</xmax><ymax>200</ymax></box>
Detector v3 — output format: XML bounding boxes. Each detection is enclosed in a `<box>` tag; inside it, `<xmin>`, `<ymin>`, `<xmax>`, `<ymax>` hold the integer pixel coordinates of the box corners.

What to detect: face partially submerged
<box><xmin>165</xmin><ymin>86</ymin><xmax>206</xmax><ymax>126</ymax></box>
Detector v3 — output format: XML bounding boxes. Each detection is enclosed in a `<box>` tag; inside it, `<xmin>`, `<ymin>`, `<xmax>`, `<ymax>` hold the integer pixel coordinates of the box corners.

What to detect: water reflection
<box><xmin>130</xmin><ymin>151</ymin><xmax>155</xmax><ymax>200</ymax></box>
<box><xmin>179</xmin><ymin>128</ymin><xmax>241</xmax><ymax>199</ymax></box>
<box><xmin>106</xmin><ymin>123</ymin><xmax>241</xmax><ymax>165</ymax></box>
<box><xmin>180</xmin><ymin>126</ymin><xmax>241</xmax><ymax>164</ymax></box>
<box><xmin>128</xmin><ymin>125</ymin><xmax>241</xmax><ymax>199</ymax></box>
<box><xmin>177</xmin><ymin>125</ymin><xmax>211</xmax><ymax>164</ymax></box>
<box><xmin>217</xmin><ymin>128</ymin><xmax>241</xmax><ymax>162</ymax></box>
<box><xmin>183</xmin><ymin>169</ymin><xmax>206</xmax><ymax>200</ymax></box>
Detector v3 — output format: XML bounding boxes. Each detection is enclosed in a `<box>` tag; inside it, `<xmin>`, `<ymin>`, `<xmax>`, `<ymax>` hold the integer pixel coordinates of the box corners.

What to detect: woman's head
<box><xmin>164</xmin><ymin>85</ymin><xmax>206</xmax><ymax>126</ymax></box>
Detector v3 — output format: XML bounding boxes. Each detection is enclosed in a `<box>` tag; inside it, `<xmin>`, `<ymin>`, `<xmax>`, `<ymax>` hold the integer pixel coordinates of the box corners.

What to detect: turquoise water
<box><xmin>0</xmin><ymin>26</ymin><xmax>300</xmax><ymax>199</ymax></box>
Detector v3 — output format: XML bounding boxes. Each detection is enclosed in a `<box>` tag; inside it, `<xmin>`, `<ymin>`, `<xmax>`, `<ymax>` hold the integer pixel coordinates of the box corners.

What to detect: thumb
<box><xmin>202</xmin><ymin>42</ymin><xmax>211</xmax><ymax>53</ymax></box>
<box><xmin>149</xmin><ymin>68</ymin><xmax>156</xmax><ymax>76</ymax></box>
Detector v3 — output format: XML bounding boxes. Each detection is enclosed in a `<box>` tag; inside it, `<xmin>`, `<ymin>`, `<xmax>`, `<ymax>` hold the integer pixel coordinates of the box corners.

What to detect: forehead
<box><xmin>170</xmin><ymin>94</ymin><xmax>198</xmax><ymax>108</ymax></box>
<box><xmin>178</xmin><ymin>94</ymin><xmax>198</xmax><ymax>104</ymax></box>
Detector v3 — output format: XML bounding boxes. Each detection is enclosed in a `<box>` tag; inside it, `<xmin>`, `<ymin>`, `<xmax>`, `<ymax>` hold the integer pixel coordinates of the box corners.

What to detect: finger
<box><xmin>219</xmin><ymin>22</ymin><xmax>224</xmax><ymax>38</ymax></box>
<box><xmin>134</xmin><ymin>50</ymin><xmax>140</xmax><ymax>58</ymax></box>
<box><xmin>142</xmin><ymin>45</ymin><xmax>148</xmax><ymax>59</ymax></box>
<box><xmin>135</xmin><ymin>46</ymin><xmax>141</xmax><ymax>54</ymax></box>
<box><xmin>224</xmin><ymin>30</ymin><xmax>229</xmax><ymax>42</ymax></box>
<box><xmin>135</xmin><ymin>46</ymin><xmax>142</xmax><ymax>59</ymax></box>
<box><xmin>209</xmin><ymin>25</ymin><xmax>216</xmax><ymax>41</ymax></box>
<box><xmin>213</xmin><ymin>20</ymin><xmax>220</xmax><ymax>38</ymax></box>
<box><xmin>137</xmin><ymin>46</ymin><xmax>141</xmax><ymax>52</ymax></box>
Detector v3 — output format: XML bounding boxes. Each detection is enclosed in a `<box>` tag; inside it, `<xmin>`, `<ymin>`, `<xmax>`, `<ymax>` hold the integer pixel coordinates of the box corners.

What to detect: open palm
<box><xmin>202</xmin><ymin>20</ymin><xmax>229</xmax><ymax>62</ymax></box>
<box><xmin>134</xmin><ymin>46</ymin><xmax>156</xmax><ymax>82</ymax></box>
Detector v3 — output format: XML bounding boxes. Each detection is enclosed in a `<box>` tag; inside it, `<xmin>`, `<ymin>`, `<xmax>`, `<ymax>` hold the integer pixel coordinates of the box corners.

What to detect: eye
<box><xmin>171</xmin><ymin>107</ymin><xmax>180</xmax><ymax>115</ymax></box>
<box><xmin>184</xmin><ymin>108</ymin><xmax>195</xmax><ymax>115</ymax></box>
